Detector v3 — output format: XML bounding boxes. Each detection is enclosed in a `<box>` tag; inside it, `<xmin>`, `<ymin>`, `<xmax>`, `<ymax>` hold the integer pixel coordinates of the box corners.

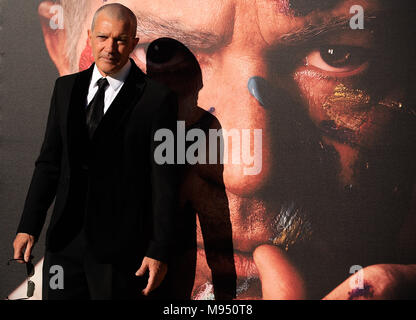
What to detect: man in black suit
<box><xmin>12</xmin><ymin>3</ymin><xmax>179</xmax><ymax>299</ymax></box>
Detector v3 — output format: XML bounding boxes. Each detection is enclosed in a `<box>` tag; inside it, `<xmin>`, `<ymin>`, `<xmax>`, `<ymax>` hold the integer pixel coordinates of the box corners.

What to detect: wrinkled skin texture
<box><xmin>37</xmin><ymin>0</ymin><xmax>416</xmax><ymax>299</ymax></box>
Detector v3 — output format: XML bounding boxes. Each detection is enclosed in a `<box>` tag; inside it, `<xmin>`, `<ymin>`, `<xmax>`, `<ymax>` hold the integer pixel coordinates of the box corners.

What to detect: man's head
<box><xmin>87</xmin><ymin>3</ymin><xmax>139</xmax><ymax>76</ymax></box>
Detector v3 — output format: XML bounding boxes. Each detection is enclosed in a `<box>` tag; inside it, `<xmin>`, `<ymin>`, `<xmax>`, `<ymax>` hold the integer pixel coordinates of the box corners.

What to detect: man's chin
<box><xmin>96</xmin><ymin>61</ymin><xmax>122</xmax><ymax>76</ymax></box>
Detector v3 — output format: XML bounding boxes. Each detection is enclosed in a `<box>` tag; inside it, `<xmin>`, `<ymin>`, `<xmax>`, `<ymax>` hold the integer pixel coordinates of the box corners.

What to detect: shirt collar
<box><xmin>91</xmin><ymin>59</ymin><xmax>132</xmax><ymax>91</ymax></box>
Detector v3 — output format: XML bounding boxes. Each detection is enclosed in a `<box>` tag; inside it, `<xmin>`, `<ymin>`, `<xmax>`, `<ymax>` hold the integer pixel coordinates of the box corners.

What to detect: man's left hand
<box><xmin>135</xmin><ymin>257</ymin><xmax>168</xmax><ymax>296</ymax></box>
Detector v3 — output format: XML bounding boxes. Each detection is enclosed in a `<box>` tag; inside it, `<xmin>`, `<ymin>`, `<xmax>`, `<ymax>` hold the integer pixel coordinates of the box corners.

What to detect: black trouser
<box><xmin>42</xmin><ymin>229</ymin><xmax>154</xmax><ymax>300</ymax></box>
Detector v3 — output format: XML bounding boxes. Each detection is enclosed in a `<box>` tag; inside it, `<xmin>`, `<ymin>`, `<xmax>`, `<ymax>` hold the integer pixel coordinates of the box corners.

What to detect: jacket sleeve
<box><xmin>146</xmin><ymin>92</ymin><xmax>179</xmax><ymax>263</ymax></box>
<box><xmin>16</xmin><ymin>79</ymin><xmax>63</xmax><ymax>240</ymax></box>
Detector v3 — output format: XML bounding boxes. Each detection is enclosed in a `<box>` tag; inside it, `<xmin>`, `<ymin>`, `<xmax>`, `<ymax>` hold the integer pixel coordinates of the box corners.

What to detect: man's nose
<box><xmin>248</xmin><ymin>76</ymin><xmax>293</xmax><ymax>110</ymax></box>
<box><xmin>215</xmin><ymin>53</ymin><xmax>272</xmax><ymax>123</ymax></box>
<box><xmin>198</xmin><ymin>54</ymin><xmax>274</xmax><ymax>195</ymax></box>
<box><xmin>104</xmin><ymin>38</ymin><xmax>117</xmax><ymax>53</ymax></box>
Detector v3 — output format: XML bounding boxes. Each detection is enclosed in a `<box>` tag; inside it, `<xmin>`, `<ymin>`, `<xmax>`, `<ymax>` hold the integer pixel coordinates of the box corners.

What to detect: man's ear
<box><xmin>133</xmin><ymin>37</ymin><xmax>140</xmax><ymax>49</ymax></box>
<box><xmin>87</xmin><ymin>29</ymin><xmax>92</xmax><ymax>48</ymax></box>
<box><xmin>38</xmin><ymin>1</ymin><xmax>70</xmax><ymax>75</ymax></box>
<box><xmin>129</xmin><ymin>37</ymin><xmax>140</xmax><ymax>55</ymax></box>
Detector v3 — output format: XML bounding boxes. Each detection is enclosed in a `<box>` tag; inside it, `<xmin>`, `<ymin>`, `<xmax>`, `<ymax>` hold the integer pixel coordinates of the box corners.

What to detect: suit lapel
<box><xmin>91</xmin><ymin>60</ymin><xmax>147</xmax><ymax>143</ymax></box>
<box><xmin>67</xmin><ymin>64</ymin><xmax>94</xmax><ymax>166</ymax></box>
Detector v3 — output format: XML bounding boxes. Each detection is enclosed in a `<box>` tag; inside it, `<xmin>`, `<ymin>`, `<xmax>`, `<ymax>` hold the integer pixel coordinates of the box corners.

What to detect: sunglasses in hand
<box><xmin>6</xmin><ymin>258</ymin><xmax>35</xmax><ymax>300</ymax></box>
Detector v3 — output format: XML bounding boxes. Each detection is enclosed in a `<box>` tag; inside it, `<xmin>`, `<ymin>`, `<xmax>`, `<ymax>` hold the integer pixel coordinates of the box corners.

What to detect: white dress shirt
<box><xmin>86</xmin><ymin>59</ymin><xmax>132</xmax><ymax>114</ymax></box>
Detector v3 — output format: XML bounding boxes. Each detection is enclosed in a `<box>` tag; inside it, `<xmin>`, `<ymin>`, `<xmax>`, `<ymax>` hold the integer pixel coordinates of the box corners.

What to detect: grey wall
<box><xmin>0</xmin><ymin>0</ymin><xmax>58</xmax><ymax>297</ymax></box>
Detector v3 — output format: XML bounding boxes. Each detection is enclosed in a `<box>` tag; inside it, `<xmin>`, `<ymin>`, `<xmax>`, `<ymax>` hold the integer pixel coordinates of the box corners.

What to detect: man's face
<box><xmin>87</xmin><ymin>12</ymin><xmax>138</xmax><ymax>76</ymax></box>
<box><xmin>41</xmin><ymin>0</ymin><xmax>415</xmax><ymax>298</ymax></box>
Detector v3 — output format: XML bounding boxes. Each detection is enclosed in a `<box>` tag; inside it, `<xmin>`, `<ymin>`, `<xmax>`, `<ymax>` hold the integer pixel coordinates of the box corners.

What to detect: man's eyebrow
<box><xmin>135</xmin><ymin>13</ymin><xmax>227</xmax><ymax>50</ymax></box>
<box><xmin>279</xmin><ymin>15</ymin><xmax>377</xmax><ymax>45</ymax></box>
<box><xmin>96</xmin><ymin>32</ymin><xmax>130</xmax><ymax>39</ymax></box>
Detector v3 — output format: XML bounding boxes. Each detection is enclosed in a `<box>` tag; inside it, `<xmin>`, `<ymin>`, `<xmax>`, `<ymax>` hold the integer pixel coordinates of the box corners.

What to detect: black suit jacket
<box><xmin>17</xmin><ymin>60</ymin><xmax>179</xmax><ymax>264</ymax></box>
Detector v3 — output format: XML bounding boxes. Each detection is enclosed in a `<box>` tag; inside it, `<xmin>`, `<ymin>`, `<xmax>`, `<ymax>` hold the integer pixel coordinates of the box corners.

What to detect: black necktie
<box><xmin>86</xmin><ymin>77</ymin><xmax>109</xmax><ymax>139</ymax></box>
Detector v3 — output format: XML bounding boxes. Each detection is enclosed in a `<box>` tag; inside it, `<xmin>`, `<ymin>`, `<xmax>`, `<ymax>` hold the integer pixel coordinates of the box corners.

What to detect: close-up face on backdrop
<box><xmin>37</xmin><ymin>0</ymin><xmax>416</xmax><ymax>299</ymax></box>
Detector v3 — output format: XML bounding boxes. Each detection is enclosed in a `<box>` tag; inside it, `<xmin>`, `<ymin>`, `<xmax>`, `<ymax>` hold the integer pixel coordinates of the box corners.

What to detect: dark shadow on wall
<box><xmin>146</xmin><ymin>37</ymin><xmax>237</xmax><ymax>300</ymax></box>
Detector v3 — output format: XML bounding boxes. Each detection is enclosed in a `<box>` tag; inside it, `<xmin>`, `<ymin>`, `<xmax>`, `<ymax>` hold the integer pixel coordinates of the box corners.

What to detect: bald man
<box><xmin>12</xmin><ymin>4</ymin><xmax>179</xmax><ymax>300</ymax></box>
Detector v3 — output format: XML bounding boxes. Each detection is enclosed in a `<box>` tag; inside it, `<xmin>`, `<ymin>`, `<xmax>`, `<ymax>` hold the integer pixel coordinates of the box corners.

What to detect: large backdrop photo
<box><xmin>1</xmin><ymin>0</ymin><xmax>416</xmax><ymax>300</ymax></box>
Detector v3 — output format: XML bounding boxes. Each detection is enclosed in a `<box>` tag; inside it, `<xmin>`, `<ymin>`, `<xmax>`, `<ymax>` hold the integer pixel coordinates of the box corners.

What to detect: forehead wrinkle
<box><xmin>135</xmin><ymin>12</ymin><xmax>229</xmax><ymax>50</ymax></box>
<box><xmin>278</xmin><ymin>15</ymin><xmax>377</xmax><ymax>45</ymax></box>
<box><xmin>274</xmin><ymin>0</ymin><xmax>291</xmax><ymax>15</ymax></box>
<box><xmin>287</xmin><ymin>0</ymin><xmax>343</xmax><ymax>16</ymax></box>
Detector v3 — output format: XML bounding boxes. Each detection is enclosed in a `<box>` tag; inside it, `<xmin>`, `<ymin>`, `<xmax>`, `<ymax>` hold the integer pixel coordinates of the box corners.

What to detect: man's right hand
<box><xmin>13</xmin><ymin>233</ymin><xmax>36</xmax><ymax>263</ymax></box>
